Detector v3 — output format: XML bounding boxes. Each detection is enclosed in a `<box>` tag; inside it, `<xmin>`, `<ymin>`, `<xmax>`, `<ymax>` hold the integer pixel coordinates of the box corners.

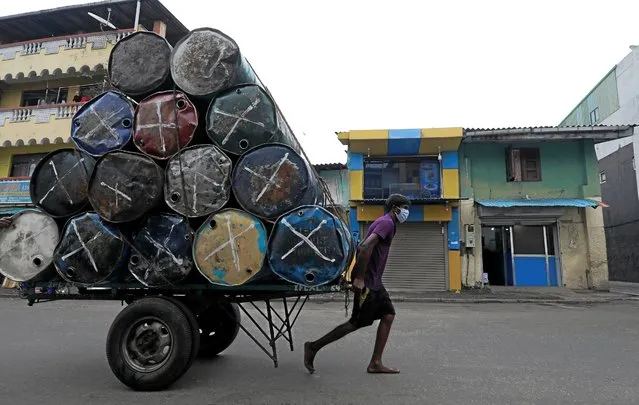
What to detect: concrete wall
<box><xmin>316</xmin><ymin>169</ymin><xmax>348</xmax><ymax>207</ymax></box>
<box><xmin>599</xmin><ymin>144</ymin><xmax>639</xmax><ymax>282</ymax></box>
<box><xmin>460</xmin><ymin>140</ymin><xmax>601</xmax><ymax>200</ymax></box>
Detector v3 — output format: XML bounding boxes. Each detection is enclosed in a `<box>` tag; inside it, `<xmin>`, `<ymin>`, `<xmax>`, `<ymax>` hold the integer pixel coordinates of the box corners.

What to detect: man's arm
<box><xmin>350</xmin><ymin>233</ymin><xmax>381</xmax><ymax>284</ymax></box>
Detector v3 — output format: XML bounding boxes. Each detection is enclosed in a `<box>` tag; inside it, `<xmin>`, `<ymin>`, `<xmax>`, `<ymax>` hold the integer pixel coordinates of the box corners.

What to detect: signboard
<box><xmin>0</xmin><ymin>180</ymin><xmax>32</xmax><ymax>204</ymax></box>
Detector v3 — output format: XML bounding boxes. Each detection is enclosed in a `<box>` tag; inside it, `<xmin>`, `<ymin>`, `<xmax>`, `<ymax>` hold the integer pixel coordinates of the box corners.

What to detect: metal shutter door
<box><xmin>362</xmin><ymin>222</ymin><xmax>447</xmax><ymax>291</ymax></box>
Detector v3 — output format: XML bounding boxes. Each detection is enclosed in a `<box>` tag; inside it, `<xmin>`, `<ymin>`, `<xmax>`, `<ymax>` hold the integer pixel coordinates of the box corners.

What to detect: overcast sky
<box><xmin>2</xmin><ymin>0</ymin><xmax>639</xmax><ymax>164</ymax></box>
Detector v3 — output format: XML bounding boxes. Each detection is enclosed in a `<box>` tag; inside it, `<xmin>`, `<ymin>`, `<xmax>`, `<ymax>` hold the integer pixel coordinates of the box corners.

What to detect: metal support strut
<box><xmin>225</xmin><ymin>295</ymin><xmax>309</xmax><ymax>367</ymax></box>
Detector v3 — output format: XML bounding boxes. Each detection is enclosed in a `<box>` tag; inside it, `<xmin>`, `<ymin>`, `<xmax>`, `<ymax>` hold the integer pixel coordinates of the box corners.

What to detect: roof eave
<box><xmin>463</xmin><ymin>126</ymin><xmax>635</xmax><ymax>143</ymax></box>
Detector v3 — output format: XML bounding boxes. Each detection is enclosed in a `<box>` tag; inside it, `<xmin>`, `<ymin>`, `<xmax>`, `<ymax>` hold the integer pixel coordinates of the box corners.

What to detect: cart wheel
<box><xmin>106</xmin><ymin>297</ymin><xmax>193</xmax><ymax>391</ymax></box>
<box><xmin>159</xmin><ymin>296</ymin><xmax>200</xmax><ymax>374</ymax></box>
<box><xmin>196</xmin><ymin>302</ymin><xmax>241</xmax><ymax>358</ymax></box>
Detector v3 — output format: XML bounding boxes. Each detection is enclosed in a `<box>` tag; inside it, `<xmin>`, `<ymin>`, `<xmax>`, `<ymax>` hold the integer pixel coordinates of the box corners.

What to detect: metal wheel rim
<box><xmin>122</xmin><ymin>316</ymin><xmax>174</xmax><ymax>373</ymax></box>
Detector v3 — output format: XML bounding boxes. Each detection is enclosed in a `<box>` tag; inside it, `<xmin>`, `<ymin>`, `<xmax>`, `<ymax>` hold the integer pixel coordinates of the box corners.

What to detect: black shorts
<box><xmin>349</xmin><ymin>286</ymin><xmax>395</xmax><ymax>328</ymax></box>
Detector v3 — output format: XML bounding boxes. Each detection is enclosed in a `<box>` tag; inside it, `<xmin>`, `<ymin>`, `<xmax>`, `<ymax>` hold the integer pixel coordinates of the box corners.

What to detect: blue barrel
<box><xmin>53</xmin><ymin>212</ymin><xmax>130</xmax><ymax>287</ymax></box>
<box><xmin>267</xmin><ymin>205</ymin><xmax>353</xmax><ymax>287</ymax></box>
<box><xmin>232</xmin><ymin>143</ymin><xmax>323</xmax><ymax>221</ymax></box>
<box><xmin>71</xmin><ymin>91</ymin><xmax>135</xmax><ymax>157</ymax></box>
<box><xmin>128</xmin><ymin>214</ymin><xmax>194</xmax><ymax>287</ymax></box>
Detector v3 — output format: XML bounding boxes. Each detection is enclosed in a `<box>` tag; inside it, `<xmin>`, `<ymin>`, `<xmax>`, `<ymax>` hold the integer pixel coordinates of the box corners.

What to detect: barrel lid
<box><xmin>170</xmin><ymin>27</ymin><xmax>242</xmax><ymax>97</ymax></box>
<box><xmin>206</xmin><ymin>84</ymin><xmax>279</xmax><ymax>155</ymax></box>
<box><xmin>108</xmin><ymin>31</ymin><xmax>173</xmax><ymax>96</ymax></box>
<box><xmin>71</xmin><ymin>91</ymin><xmax>135</xmax><ymax>157</ymax></box>
<box><xmin>232</xmin><ymin>143</ymin><xmax>310</xmax><ymax>220</ymax></box>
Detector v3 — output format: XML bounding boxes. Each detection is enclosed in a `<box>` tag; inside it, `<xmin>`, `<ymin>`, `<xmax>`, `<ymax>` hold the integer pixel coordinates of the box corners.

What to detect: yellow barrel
<box><xmin>193</xmin><ymin>208</ymin><xmax>269</xmax><ymax>286</ymax></box>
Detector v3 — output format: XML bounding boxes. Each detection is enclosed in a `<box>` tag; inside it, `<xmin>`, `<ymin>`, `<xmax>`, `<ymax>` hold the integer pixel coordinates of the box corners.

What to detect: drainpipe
<box><xmin>133</xmin><ymin>0</ymin><xmax>142</xmax><ymax>31</ymax></box>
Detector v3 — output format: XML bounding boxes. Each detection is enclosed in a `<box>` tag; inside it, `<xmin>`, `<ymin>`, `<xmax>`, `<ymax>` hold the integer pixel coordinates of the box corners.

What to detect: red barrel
<box><xmin>133</xmin><ymin>90</ymin><xmax>198</xmax><ymax>160</ymax></box>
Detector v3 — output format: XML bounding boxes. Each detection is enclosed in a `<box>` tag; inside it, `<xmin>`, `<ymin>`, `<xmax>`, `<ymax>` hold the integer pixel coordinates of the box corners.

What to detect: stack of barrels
<box><xmin>0</xmin><ymin>28</ymin><xmax>353</xmax><ymax>290</ymax></box>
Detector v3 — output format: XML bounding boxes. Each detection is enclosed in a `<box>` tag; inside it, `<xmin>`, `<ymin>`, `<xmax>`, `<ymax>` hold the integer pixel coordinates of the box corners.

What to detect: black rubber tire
<box><xmin>158</xmin><ymin>296</ymin><xmax>200</xmax><ymax>375</ymax></box>
<box><xmin>105</xmin><ymin>297</ymin><xmax>193</xmax><ymax>391</ymax></box>
<box><xmin>196</xmin><ymin>302</ymin><xmax>241</xmax><ymax>358</ymax></box>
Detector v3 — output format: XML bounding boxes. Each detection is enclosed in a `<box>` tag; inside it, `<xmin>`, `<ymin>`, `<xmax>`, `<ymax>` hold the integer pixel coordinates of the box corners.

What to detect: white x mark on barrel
<box><xmin>83</xmin><ymin>105</ymin><xmax>126</xmax><ymax>141</ymax></box>
<box><xmin>39</xmin><ymin>158</ymin><xmax>86</xmax><ymax>205</ymax></box>
<box><xmin>214</xmin><ymin>97</ymin><xmax>265</xmax><ymax>145</ymax></box>
<box><xmin>280</xmin><ymin>218</ymin><xmax>335</xmax><ymax>263</ymax></box>
<box><xmin>204</xmin><ymin>214</ymin><xmax>256</xmax><ymax>272</ymax></box>
<box><xmin>60</xmin><ymin>221</ymin><xmax>101</xmax><ymax>273</ymax></box>
<box><xmin>136</xmin><ymin>100</ymin><xmax>178</xmax><ymax>153</ymax></box>
<box><xmin>100</xmin><ymin>182</ymin><xmax>132</xmax><ymax>209</ymax></box>
<box><xmin>243</xmin><ymin>152</ymin><xmax>290</xmax><ymax>202</ymax></box>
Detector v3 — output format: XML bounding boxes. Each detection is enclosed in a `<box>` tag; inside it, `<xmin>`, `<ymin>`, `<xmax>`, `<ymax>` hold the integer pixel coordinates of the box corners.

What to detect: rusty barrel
<box><xmin>30</xmin><ymin>149</ymin><xmax>95</xmax><ymax>218</ymax></box>
<box><xmin>133</xmin><ymin>90</ymin><xmax>198</xmax><ymax>160</ymax></box>
<box><xmin>164</xmin><ymin>144</ymin><xmax>232</xmax><ymax>218</ymax></box>
<box><xmin>193</xmin><ymin>208</ymin><xmax>269</xmax><ymax>286</ymax></box>
<box><xmin>53</xmin><ymin>212</ymin><xmax>130</xmax><ymax>286</ymax></box>
<box><xmin>88</xmin><ymin>151</ymin><xmax>164</xmax><ymax>223</ymax></box>
<box><xmin>267</xmin><ymin>205</ymin><xmax>353</xmax><ymax>287</ymax></box>
<box><xmin>0</xmin><ymin>209</ymin><xmax>59</xmax><ymax>282</ymax></box>
<box><xmin>232</xmin><ymin>143</ymin><xmax>323</xmax><ymax>221</ymax></box>
<box><xmin>108</xmin><ymin>31</ymin><xmax>173</xmax><ymax>97</ymax></box>
<box><xmin>128</xmin><ymin>213</ymin><xmax>194</xmax><ymax>287</ymax></box>
<box><xmin>206</xmin><ymin>84</ymin><xmax>302</xmax><ymax>156</ymax></box>
<box><xmin>170</xmin><ymin>27</ymin><xmax>258</xmax><ymax>98</ymax></box>
<box><xmin>71</xmin><ymin>91</ymin><xmax>135</xmax><ymax>157</ymax></box>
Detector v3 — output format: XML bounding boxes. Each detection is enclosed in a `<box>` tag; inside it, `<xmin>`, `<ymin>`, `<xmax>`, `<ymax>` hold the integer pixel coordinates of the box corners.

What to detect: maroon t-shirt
<box><xmin>363</xmin><ymin>213</ymin><xmax>396</xmax><ymax>291</ymax></box>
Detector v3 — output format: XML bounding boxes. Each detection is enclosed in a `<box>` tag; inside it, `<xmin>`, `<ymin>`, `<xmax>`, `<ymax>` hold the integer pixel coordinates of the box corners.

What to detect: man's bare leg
<box><xmin>304</xmin><ymin>321</ymin><xmax>358</xmax><ymax>373</ymax></box>
<box><xmin>367</xmin><ymin>314</ymin><xmax>399</xmax><ymax>373</ymax></box>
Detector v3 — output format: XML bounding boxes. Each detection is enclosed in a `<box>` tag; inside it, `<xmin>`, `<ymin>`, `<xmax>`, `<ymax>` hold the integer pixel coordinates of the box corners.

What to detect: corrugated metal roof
<box><xmin>476</xmin><ymin>198</ymin><xmax>604</xmax><ymax>208</ymax></box>
<box><xmin>313</xmin><ymin>163</ymin><xmax>346</xmax><ymax>171</ymax></box>
<box><xmin>465</xmin><ymin>125</ymin><xmax>635</xmax><ymax>131</ymax></box>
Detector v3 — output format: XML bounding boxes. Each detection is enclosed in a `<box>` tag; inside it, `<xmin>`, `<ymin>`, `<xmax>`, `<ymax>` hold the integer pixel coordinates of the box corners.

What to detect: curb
<box><xmin>308</xmin><ymin>296</ymin><xmax>639</xmax><ymax>304</ymax></box>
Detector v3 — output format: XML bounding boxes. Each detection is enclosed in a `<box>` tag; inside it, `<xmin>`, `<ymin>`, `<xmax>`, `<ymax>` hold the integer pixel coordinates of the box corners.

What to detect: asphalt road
<box><xmin>1</xmin><ymin>298</ymin><xmax>638</xmax><ymax>405</ymax></box>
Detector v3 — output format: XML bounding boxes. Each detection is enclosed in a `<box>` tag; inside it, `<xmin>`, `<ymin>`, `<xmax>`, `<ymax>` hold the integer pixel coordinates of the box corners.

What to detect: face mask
<box><xmin>397</xmin><ymin>208</ymin><xmax>409</xmax><ymax>223</ymax></box>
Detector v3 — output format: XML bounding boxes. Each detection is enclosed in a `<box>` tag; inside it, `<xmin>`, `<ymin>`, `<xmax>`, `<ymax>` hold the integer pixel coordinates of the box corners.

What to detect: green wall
<box><xmin>460</xmin><ymin>140</ymin><xmax>601</xmax><ymax>200</ymax></box>
<box><xmin>560</xmin><ymin>67</ymin><xmax>620</xmax><ymax>126</ymax></box>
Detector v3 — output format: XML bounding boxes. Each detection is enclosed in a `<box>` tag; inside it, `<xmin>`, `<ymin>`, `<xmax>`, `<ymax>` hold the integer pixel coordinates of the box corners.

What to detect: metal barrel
<box><xmin>164</xmin><ymin>144</ymin><xmax>232</xmax><ymax>218</ymax></box>
<box><xmin>71</xmin><ymin>91</ymin><xmax>135</xmax><ymax>157</ymax></box>
<box><xmin>29</xmin><ymin>149</ymin><xmax>96</xmax><ymax>218</ymax></box>
<box><xmin>88</xmin><ymin>151</ymin><xmax>164</xmax><ymax>223</ymax></box>
<box><xmin>170</xmin><ymin>27</ymin><xmax>259</xmax><ymax>98</ymax></box>
<box><xmin>108</xmin><ymin>31</ymin><xmax>173</xmax><ymax>97</ymax></box>
<box><xmin>133</xmin><ymin>90</ymin><xmax>198</xmax><ymax>160</ymax></box>
<box><xmin>53</xmin><ymin>212</ymin><xmax>130</xmax><ymax>287</ymax></box>
<box><xmin>205</xmin><ymin>84</ymin><xmax>303</xmax><ymax>156</ymax></box>
<box><xmin>232</xmin><ymin>143</ymin><xmax>323</xmax><ymax>221</ymax></box>
<box><xmin>267</xmin><ymin>205</ymin><xmax>353</xmax><ymax>287</ymax></box>
<box><xmin>193</xmin><ymin>208</ymin><xmax>269</xmax><ymax>286</ymax></box>
<box><xmin>0</xmin><ymin>209</ymin><xmax>59</xmax><ymax>282</ymax></box>
<box><xmin>128</xmin><ymin>213</ymin><xmax>194</xmax><ymax>287</ymax></box>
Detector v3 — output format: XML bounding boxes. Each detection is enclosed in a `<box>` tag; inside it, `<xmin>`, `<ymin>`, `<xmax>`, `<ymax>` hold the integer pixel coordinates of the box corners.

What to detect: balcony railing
<box><xmin>0</xmin><ymin>103</ymin><xmax>83</xmax><ymax>146</ymax></box>
<box><xmin>0</xmin><ymin>30</ymin><xmax>134</xmax><ymax>80</ymax></box>
<box><xmin>0</xmin><ymin>103</ymin><xmax>83</xmax><ymax>124</ymax></box>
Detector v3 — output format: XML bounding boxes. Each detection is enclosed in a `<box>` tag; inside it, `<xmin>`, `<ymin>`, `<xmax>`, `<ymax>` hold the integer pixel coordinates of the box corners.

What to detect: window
<box><xmin>589</xmin><ymin>107</ymin><xmax>600</xmax><ymax>124</ymax></box>
<box><xmin>599</xmin><ymin>171</ymin><xmax>607</xmax><ymax>184</ymax></box>
<box><xmin>363</xmin><ymin>158</ymin><xmax>440</xmax><ymax>200</ymax></box>
<box><xmin>506</xmin><ymin>147</ymin><xmax>541</xmax><ymax>182</ymax></box>
<box><xmin>10</xmin><ymin>154</ymin><xmax>48</xmax><ymax>177</ymax></box>
<box><xmin>21</xmin><ymin>88</ymin><xmax>69</xmax><ymax>106</ymax></box>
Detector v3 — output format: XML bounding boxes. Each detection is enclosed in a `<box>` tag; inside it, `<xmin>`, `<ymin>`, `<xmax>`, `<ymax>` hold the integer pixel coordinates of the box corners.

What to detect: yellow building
<box><xmin>0</xmin><ymin>0</ymin><xmax>187</xmax><ymax>214</ymax></box>
<box><xmin>339</xmin><ymin>128</ymin><xmax>462</xmax><ymax>291</ymax></box>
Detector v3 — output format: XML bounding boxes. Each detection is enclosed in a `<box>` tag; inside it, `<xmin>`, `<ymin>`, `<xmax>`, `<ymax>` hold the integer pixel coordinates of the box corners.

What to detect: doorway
<box><xmin>481</xmin><ymin>224</ymin><xmax>560</xmax><ymax>287</ymax></box>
